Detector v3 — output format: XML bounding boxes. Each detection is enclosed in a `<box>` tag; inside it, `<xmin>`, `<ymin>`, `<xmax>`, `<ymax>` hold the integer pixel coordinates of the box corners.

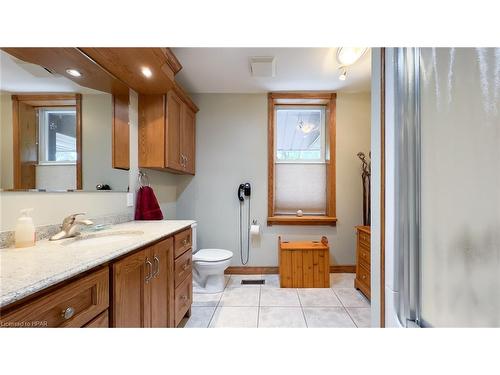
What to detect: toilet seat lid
<box><xmin>193</xmin><ymin>249</ymin><xmax>233</xmax><ymax>262</ymax></box>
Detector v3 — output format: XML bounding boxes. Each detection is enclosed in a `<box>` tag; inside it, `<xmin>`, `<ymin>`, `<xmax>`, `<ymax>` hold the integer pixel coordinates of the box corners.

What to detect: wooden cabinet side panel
<box><xmin>182</xmin><ymin>105</ymin><xmax>196</xmax><ymax>174</ymax></box>
<box><xmin>138</xmin><ymin>94</ymin><xmax>165</xmax><ymax>168</ymax></box>
<box><xmin>279</xmin><ymin>250</ymin><xmax>293</xmax><ymax>288</ymax></box>
<box><xmin>112</xmin><ymin>94</ymin><xmax>130</xmax><ymax>170</ymax></box>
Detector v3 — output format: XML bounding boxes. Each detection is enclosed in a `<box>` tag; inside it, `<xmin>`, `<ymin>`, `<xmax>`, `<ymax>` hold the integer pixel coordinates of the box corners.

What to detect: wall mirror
<box><xmin>0</xmin><ymin>49</ymin><xmax>130</xmax><ymax>192</ymax></box>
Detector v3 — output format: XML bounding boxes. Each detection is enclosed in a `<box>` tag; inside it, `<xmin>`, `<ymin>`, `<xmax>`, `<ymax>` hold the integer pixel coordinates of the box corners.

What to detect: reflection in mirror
<box><xmin>0</xmin><ymin>50</ymin><xmax>129</xmax><ymax>192</ymax></box>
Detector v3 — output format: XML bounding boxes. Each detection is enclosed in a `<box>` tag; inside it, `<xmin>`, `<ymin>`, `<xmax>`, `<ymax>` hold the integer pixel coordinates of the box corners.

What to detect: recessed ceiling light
<box><xmin>337</xmin><ymin>48</ymin><xmax>367</xmax><ymax>66</ymax></box>
<box><xmin>141</xmin><ymin>67</ymin><xmax>153</xmax><ymax>78</ymax></box>
<box><xmin>66</xmin><ymin>69</ymin><xmax>82</xmax><ymax>77</ymax></box>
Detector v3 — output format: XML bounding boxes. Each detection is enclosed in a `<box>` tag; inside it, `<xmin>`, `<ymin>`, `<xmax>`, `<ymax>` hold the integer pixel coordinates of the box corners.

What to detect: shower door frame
<box><xmin>393</xmin><ymin>47</ymin><xmax>422</xmax><ymax>328</ymax></box>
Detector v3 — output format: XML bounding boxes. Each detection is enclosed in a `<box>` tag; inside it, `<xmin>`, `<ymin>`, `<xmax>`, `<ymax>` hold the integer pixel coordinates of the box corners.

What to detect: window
<box><xmin>38</xmin><ymin>108</ymin><xmax>77</xmax><ymax>164</ymax></box>
<box><xmin>268</xmin><ymin>93</ymin><xmax>337</xmax><ymax>225</ymax></box>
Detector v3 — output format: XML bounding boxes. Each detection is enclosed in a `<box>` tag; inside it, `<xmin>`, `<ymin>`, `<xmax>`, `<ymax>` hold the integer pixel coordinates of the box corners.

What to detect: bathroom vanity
<box><xmin>0</xmin><ymin>221</ymin><xmax>194</xmax><ymax>328</ymax></box>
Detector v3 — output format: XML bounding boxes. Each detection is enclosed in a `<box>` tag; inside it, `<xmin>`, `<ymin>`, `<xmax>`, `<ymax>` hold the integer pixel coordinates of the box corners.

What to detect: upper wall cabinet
<box><xmin>139</xmin><ymin>85</ymin><xmax>198</xmax><ymax>175</ymax></box>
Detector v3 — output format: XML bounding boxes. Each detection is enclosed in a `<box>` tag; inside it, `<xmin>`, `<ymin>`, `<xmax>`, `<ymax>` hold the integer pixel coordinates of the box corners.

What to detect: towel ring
<box><xmin>138</xmin><ymin>171</ymin><xmax>150</xmax><ymax>188</ymax></box>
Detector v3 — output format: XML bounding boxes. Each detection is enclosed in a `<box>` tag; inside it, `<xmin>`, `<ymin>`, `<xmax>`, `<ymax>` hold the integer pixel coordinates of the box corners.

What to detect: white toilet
<box><xmin>191</xmin><ymin>223</ymin><xmax>233</xmax><ymax>293</ymax></box>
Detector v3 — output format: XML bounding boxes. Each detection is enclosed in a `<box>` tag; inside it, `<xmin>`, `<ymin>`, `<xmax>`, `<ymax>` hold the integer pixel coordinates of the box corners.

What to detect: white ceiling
<box><xmin>172</xmin><ymin>48</ymin><xmax>371</xmax><ymax>94</ymax></box>
<box><xmin>0</xmin><ymin>50</ymin><xmax>102</xmax><ymax>94</ymax></box>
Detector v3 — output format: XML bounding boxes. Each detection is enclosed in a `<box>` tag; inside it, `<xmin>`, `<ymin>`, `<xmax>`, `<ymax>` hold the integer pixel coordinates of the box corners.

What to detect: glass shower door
<box><xmin>419</xmin><ymin>48</ymin><xmax>500</xmax><ymax>327</ymax></box>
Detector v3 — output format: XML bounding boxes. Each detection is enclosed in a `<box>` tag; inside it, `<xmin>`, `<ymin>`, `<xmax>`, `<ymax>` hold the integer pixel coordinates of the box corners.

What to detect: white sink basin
<box><xmin>61</xmin><ymin>230</ymin><xmax>145</xmax><ymax>248</ymax></box>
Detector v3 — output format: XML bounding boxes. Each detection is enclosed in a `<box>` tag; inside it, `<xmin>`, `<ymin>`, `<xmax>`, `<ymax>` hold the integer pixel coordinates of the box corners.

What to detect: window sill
<box><xmin>267</xmin><ymin>216</ymin><xmax>337</xmax><ymax>226</ymax></box>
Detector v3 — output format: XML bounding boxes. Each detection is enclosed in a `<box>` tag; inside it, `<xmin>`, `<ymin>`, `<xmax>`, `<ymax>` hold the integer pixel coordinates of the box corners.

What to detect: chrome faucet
<box><xmin>49</xmin><ymin>213</ymin><xmax>94</xmax><ymax>241</ymax></box>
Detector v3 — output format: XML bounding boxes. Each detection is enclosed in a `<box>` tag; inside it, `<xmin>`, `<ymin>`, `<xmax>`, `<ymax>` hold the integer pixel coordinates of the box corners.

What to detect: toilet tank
<box><xmin>191</xmin><ymin>223</ymin><xmax>197</xmax><ymax>253</ymax></box>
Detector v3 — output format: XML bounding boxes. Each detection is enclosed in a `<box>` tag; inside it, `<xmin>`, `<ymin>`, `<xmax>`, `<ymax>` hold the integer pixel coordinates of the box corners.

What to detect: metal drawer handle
<box><xmin>62</xmin><ymin>306</ymin><xmax>75</xmax><ymax>320</ymax></box>
<box><xmin>145</xmin><ymin>258</ymin><xmax>153</xmax><ymax>283</ymax></box>
<box><xmin>152</xmin><ymin>255</ymin><xmax>160</xmax><ymax>278</ymax></box>
<box><xmin>182</xmin><ymin>238</ymin><xmax>188</xmax><ymax>246</ymax></box>
<box><xmin>183</xmin><ymin>262</ymin><xmax>190</xmax><ymax>271</ymax></box>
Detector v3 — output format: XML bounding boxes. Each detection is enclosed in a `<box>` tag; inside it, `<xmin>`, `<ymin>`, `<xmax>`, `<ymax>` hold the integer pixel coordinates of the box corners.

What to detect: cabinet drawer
<box><xmin>358</xmin><ymin>231</ymin><xmax>370</xmax><ymax>247</ymax></box>
<box><xmin>358</xmin><ymin>238</ymin><xmax>370</xmax><ymax>253</ymax></box>
<box><xmin>357</xmin><ymin>264</ymin><xmax>371</xmax><ymax>288</ymax></box>
<box><xmin>84</xmin><ymin>310</ymin><xmax>109</xmax><ymax>328</ymax></box>
<box><xmin>1</xmin><ymin>268</ymin><xmax>108</xmax><ymax>328</ymax></box>
<box><xmin>174</xmin><ymin>275</ymin><xmax>192</xmax><ymax>326</ymax></box>
<box><xmin>174</xmin><ymin>249</ymin><xmax>192</xmax><ymax>288</ymax></box>
<box><xmin>358</xmin><ymin>247</ymin><xmax>371</xmax><ymax>269</ymax></box>
<box><xmin>174</xmin><ymin>228</ymin><xmax>192</xmax><ymax>258</ymax></box>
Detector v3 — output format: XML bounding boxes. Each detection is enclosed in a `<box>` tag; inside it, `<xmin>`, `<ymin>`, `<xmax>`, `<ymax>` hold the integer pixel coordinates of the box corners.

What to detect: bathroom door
<box><xmin>394</xmin><ymin>48</ymin><xmax>500</xmax><ymax>327</ymax></box>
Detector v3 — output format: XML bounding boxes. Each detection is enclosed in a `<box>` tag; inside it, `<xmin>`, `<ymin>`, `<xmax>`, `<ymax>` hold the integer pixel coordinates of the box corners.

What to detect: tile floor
<box><xmin>179</xmin><ymin>273</ymin><xmax>371</xmax><ymax>328</ymax></box>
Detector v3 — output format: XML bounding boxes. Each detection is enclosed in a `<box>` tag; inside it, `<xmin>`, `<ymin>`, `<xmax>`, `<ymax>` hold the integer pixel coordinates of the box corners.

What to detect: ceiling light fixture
<box><xmin>298</xmin><ymin>121</ymin><xmax>317</xmax><ymax>134</ymax></box>
<box><xmin>141</xmin><ymin>67</ymin><xmax>153</xmax><ymax>78</ymax></box>
<box><xmin>339</xmin><ymin>68</ymin><xmax>347</xmax><ymax>81</ymax></box>
<box><xmin>336</xmin><ymin>47</ymin><xmax>367</xmax><ymax>66</ymax></box>
<box><xmin>65</xmin><ymin>69</ymin><xmax>82</xmax><ymax>77</ymax></box>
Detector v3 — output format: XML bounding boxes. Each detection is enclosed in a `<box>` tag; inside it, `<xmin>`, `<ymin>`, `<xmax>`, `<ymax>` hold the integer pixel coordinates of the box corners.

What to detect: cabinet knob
<box><xmin>180</xmin><ymin>295</ymin><xmax>188</xmax><ymax>302</ymax></box>
<box><xmin>61</xmin><ymin>306</ymin><xmax>75</xmax><ymax>320</ymax></box>
<box><xmin>183</xmin><ymin>263</ymin><xmax>190</xmax><ymax>271</ymax></box>
<box><xmin>182</xmin><ymin>238</ymin><xmax>188</xmax><ymax>246</ymax></box>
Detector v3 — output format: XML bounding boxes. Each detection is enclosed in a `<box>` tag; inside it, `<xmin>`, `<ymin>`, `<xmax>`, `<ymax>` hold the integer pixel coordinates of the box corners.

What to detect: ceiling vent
<box><xmin>250</xmin><ymin>56</ymin><xmax>276</xmax><ymax>77</ymax></box>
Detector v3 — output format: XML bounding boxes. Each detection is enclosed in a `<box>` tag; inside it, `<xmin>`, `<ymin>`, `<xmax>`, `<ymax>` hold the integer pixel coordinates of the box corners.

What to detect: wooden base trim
<box><xmin>330</xmin><ymin>265</ymin><xmax>356</xmax><ymax>273</ymax></box>
<box><xmin>225</xmin><ymin>267</ymin><xmax>279</xmax><ymax>275</ymax></box>
<box><xmin>225</xmin><ymin>265</ymin><xmax>355</xmax><ymax>275</ymax></box>
<box><xmin>267</xmin><ymin>216</ymin><xmax>337</xmax><ymax>226</ymax></box>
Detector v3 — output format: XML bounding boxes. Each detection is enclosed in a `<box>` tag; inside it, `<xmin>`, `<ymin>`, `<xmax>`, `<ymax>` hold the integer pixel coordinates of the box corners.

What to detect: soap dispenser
<box><xmin>15</xmin><ymin>208</ymin><xmax>35</xmax><ymax>248</ymax></box>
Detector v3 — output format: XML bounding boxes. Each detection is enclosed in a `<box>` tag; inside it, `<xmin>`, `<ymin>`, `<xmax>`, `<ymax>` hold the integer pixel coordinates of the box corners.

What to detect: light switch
<box><xmin>126</xmin><ymin>192</ymin><xmax>134</xmax><ymax>207</ymax></box>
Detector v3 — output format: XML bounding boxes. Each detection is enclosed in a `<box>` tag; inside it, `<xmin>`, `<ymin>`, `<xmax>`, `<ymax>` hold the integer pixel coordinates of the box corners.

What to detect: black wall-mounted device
<box><xmin>237</xmin><ymin>182</ymin><xmax>252</xmax><ymax>265</ymax></box>
<box><xmin>237</xmin><ymin>183</ymin><xmax>251</xmax><ymax>201</ymax></box>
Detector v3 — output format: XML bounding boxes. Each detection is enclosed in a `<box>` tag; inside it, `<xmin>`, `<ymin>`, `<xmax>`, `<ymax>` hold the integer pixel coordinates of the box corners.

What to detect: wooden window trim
<box><xmin>11</xmin><ymin>93</ymin><xmax>82</xmax><ymax>190</ymax></box>
<box><xmin>267</xmin><ymin>92</ymin><xmax>337</xmax><ymax>226</ymax></box>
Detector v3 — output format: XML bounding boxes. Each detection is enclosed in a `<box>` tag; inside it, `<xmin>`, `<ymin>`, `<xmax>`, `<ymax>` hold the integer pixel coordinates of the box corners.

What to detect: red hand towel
<box><xmin>134</xmin><ymin>186</ymin><xmax>164</xmax><ymax>220</ymax></box>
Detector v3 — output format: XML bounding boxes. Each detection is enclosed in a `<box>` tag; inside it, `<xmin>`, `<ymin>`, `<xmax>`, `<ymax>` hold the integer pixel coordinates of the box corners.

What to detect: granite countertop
<box><xmin>0</xmin><ymin>220</ymin><xmax>195</xmax><ymax>308</ymax></box>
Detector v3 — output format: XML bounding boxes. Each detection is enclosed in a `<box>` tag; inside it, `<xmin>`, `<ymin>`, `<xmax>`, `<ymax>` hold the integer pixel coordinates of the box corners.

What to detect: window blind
<box><xmin>274</xmin><ymin>163</ymin><xmax>326</xmax><ymax>215</ymax></box>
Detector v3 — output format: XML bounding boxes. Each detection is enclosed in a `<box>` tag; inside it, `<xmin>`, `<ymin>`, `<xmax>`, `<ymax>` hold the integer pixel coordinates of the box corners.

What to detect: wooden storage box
<box><xmin>279</xmin><ymin>236</ymin><xmax>330</xmax><ymax>288</ymax></box>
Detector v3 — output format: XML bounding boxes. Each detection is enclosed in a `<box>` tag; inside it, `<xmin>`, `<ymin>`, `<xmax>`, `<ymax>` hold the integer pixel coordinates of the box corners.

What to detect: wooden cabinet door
<box><xmin>112</xmin><ymin>94</ymin><xmax>130</xmax><ymax>170</ymax></box>
<box><xmin>150</xmin><ymin>238</ymin><xmax>174</xmax><ymax>328</ymax></box>
<box><xmin>165</xmin><ymin>90</ymin><xmax>183</xmax><ymax>171</ymax></box>
<box><xmin>138</xmin><ymin>94</ymin><xmax>166</xmax><ymax>168</ymax></box>
<box><xmin>112</xmin><ymin>248</ymin><xmax>152</xmax><ymax>327</ymax></box>
<box><xmin>182</xmin><ymin>104</ymin><xmax>196</xmax><ymax>174</ymax></box>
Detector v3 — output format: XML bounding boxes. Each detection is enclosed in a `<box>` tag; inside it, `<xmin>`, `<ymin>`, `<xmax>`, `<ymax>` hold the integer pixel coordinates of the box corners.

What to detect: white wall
<box><xmin>82</xmin><ymin>93</ymin><xmax>129</xmax><ymax>191</ymax></box>
<box><xmin>176</xmin><ymin>93</ymin><xmax>370</xmax><ymax>267</ymax></box>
